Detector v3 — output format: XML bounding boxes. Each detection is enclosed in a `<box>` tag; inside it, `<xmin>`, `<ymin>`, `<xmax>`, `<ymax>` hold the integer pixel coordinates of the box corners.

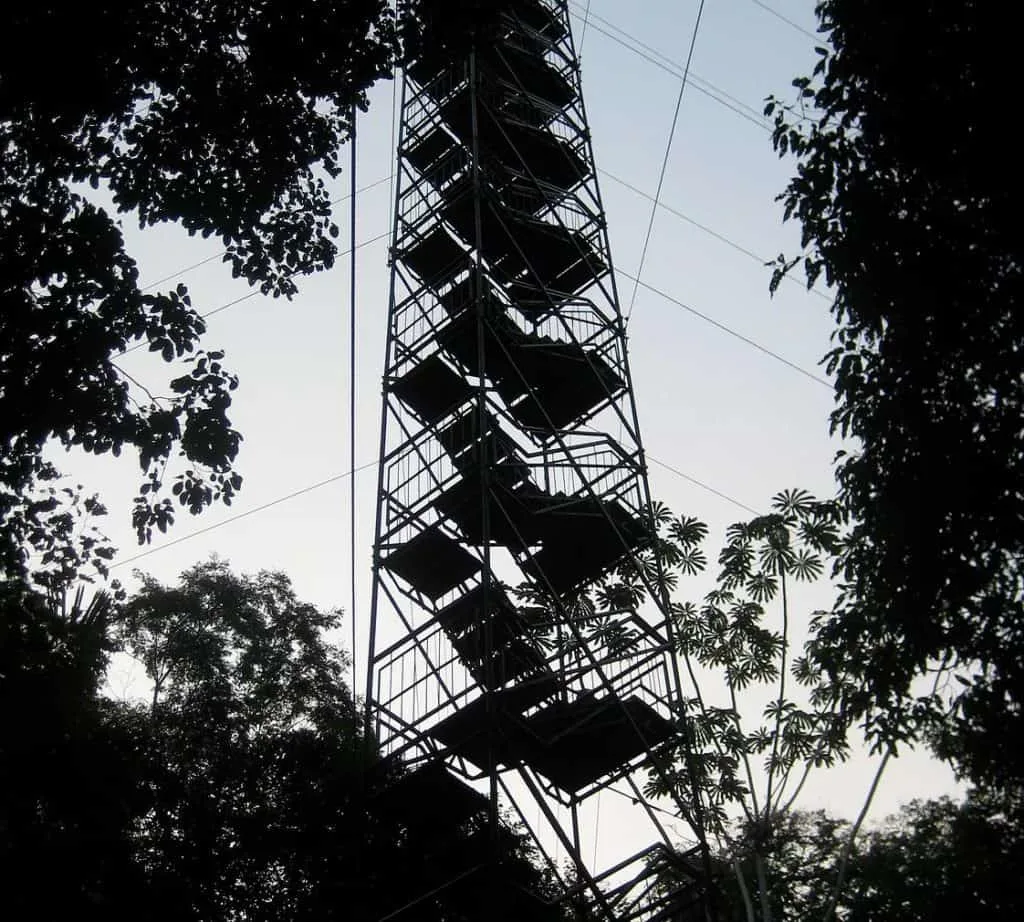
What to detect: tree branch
<box><xmin>733</xmin><ymin>857</ymin><xmax>757</xmax><ymax>922</ymax></box>
<box><xmin>730</xmin><ymin>681</ymin><xmax>761</xmax><ymax>822</ymax></box>
<box><xmin>820</xmin><ymin>747</ymin><xmax>890</xmax><ymax>922</ymax></box>
<box><xmin>764</xmin><ymin>565</ymin><xmax>790</xmax><ymax>816</ymax></box>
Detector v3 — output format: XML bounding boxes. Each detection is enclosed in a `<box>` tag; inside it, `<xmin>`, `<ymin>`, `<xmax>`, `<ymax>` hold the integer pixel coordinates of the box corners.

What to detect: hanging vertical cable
<box><xmin>580</xmin><ymin>0</ymin><xmax>593</xmax><ymax>50</ymax></box>
<box><xmin>626</xmin><ymin>0</ymin><xmax>708</xmax><ymax>323</ymax></box>
<box><xmin>349</xmin><ymin>103</ymin><xmax>359</xmax><ymax>695</ymax></box>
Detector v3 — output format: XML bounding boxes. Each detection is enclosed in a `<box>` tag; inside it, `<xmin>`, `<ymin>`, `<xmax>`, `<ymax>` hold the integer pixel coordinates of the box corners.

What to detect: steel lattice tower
<box><xmin>367</xmin><ymin>2</ymin><xmax>707</xmax><ymax>918</ymax></box>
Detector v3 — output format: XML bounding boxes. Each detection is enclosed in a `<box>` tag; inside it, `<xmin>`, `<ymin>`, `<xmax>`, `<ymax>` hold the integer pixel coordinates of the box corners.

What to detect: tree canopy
<box><xmin>1</xmin><ymin>559</ymin><xmax>559</xmax><ymax>921</ymax></box>
<box><xmin>722</xmin><ymin>794</ymin><xmax>1024</xmax><ymax>922</ymax></box>
<box><xmin>0</xmin><ymin>2</ymin><xmax>398</xmax><ymax>580</ymax></box>
<box><xmin>568</xmin><ymin>488</ymin><xmax>1019</xmax><ymax>922</ymax></box>
<box><xmin>767</xmin><ymin>1</ymin><xmax>1023</xmax><ymax>795</ymax></box>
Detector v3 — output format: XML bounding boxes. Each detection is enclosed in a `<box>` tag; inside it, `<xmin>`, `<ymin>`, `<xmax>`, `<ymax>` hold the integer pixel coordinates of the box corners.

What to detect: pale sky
<box><xmin>67</xmin><ymin>0</ymin><xmax>960</xmax><ymax>858</ymax></box>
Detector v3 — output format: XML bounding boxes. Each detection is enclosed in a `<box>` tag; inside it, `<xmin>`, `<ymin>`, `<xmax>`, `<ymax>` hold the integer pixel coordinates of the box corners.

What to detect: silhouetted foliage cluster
<box><xmin>0</xmin><ymin>561</ymin><xmax>558</xmax><ymax>921</ymax></box>
<box><xmin>582</xmin><ymin>492</ymin><xmax>1020</xmax><ymax>921</ymax></box>
<box><xmin>767</xmin><ymin>2</ymin><xmax>1023</xmax><ymax>796</ymax></box>
<box><xmin>0</xmin><ymin>586</ymin><xmax>145</xmax><ymax>919</ymax></box>
<box><xmin>0</xmin><ymin>2</ymin><xmax>397</xmax><ymax>578</ymax></box>
<box><xmin>721</xmin><ymin>795</ymin><xmax>1024</xmax><ymax>922</ymax></box>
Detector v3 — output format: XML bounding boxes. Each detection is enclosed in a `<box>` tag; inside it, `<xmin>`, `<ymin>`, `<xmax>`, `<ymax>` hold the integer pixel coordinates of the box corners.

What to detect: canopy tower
<box><xmin>367</xmin><ymin>3</ymin><xmax>708</xmax><ymax>918</ymax></box>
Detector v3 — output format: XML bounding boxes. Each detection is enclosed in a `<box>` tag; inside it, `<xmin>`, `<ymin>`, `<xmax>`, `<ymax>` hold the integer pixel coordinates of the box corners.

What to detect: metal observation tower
<box><xmin>366</xmin><ymin>2</ymin><xmax>707</xmax><ymax>918</ymax></box>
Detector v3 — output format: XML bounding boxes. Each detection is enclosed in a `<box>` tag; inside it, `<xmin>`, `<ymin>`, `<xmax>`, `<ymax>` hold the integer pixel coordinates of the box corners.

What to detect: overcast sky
<box><xmin>70</xmin><ymin>0</ymin><xmax>960</xmax><ymax>856</ymax></box>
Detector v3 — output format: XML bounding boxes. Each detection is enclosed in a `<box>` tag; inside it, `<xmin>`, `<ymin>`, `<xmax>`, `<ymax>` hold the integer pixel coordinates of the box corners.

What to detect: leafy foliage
<box><xmin>0</xmin><ymin>480</ymin><xmax>121</xmax><ymax>590</ymax></box>
<box><xmin>765</xmin><ymin>2</ymin><xmax>1024</xmax><ymax>793</ymax></box>
<box><xmin>1</xmin><ymin>560</ymin><xmax>563</xmax><ymax>921</ymax></box>
<box><xmin>515</xmin><ymin>486</ymin><xmax>865</xmax><ymax>922</ymax></box>
<box><xmin>722</xmin><ymin>810</ymin><xmax>849</xmax><ymax>922</ymax></box>
<box><xmin>0</xmin><ymin>2</ymin><xmax>398</xmax><ymax>578</ymax></box>
<box><xmin>109</xmin><ymin>561</ymin><xmax>378</xmax><ymax>920</ymax></box>
<box><xmin>841</xmin><ymin>792</ymin><xmax>1024</xmax><ymax>922</ymax></box>
<box><xmin>721</xmin><ymin>794</ymin><xmax>1024</xmax><ymax>922</ymax></box>
<box><xmin>0</xmin><ymin>585</ymin><xmax>147</xmax><ymax>920</ymax></box>
<box><xmin>120</xmin><ymin>559</ymin><xmax>354</xmax><ymax>728</ymax></box>
<box><xmin>647</xmin><ymin>491</ymin><xmax>848</xmax><ymax>839</ymax></box>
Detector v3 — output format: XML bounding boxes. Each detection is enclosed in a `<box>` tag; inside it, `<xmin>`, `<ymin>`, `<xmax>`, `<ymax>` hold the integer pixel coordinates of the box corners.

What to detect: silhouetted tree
<box><xmin>0</xmin><ymin>2</ymin><xmax>397</xmax><ymax>577</ymax></box>
<box><xmin>720</xmin><ymin>810</ymin><xmax>847</xmax><ymax>922</ymax></box>
<box><xmin>849</xmin><ymin>792</ymin><xmax>1024</xmax><ymax>921</ymax></box>
<box><xmin>637</xmin><ymin>493</ymin><xmax>855</xmax><ymax>922</ymax></box>
<box><xmin>766</xmin><ymin>2</ymin><xmax>1024</xmax><ymax>797</ymax></box>
<box><xmin>0</xmin><ymin>585</ymin><xmax>148</xmax><ymax>921</ymax></box>
<box><xmin>2</xmin><ymin>560</ymin><xmax>561</xmax><ymax>921</ymax></box>
<box><xmin>720</xmin><ymin>794</ymin><xmax>1024</xmax><ymax>922</ymax></box>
